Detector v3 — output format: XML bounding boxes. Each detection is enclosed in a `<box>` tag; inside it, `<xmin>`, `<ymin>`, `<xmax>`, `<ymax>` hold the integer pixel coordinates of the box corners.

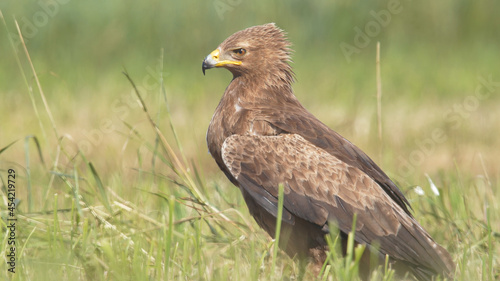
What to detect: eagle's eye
<box><xmin>232</xmin><ymin>48</ymin><xmax>246</xmax><ymax>56</ymax></box>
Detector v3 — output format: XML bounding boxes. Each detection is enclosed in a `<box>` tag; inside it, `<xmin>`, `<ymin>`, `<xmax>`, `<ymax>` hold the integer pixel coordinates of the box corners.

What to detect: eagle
<box><xmin>202</xmin><ymin>23</ymin><xmax>455</xmax><ymax>280</ymax></box>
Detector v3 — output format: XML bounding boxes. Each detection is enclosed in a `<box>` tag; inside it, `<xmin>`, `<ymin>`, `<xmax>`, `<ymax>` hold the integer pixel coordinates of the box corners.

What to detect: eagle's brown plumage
<box><xmin>202</xmin><ymin>23</ymin><xmax>455</xmax><ymax>280</ymax></box>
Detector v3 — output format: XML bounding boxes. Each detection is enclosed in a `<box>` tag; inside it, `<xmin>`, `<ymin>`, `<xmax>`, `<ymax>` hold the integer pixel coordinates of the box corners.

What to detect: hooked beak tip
<box><xmin>202</xmin><ymin>60</ymin><xmax>209</xmax><ymax>76</ymax></box>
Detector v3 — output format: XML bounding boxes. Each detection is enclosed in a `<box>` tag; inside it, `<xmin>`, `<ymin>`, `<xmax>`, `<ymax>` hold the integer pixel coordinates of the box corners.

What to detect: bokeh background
<box><xmin>1</xmin><ymin>1</ymin><xmax>499</xmax><ymax>280</ymax></box>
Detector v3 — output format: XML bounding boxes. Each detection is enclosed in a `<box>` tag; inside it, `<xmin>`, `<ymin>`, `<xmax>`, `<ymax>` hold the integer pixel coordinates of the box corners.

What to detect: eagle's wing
<box><xmin>221</xmin><ymin>133</ymin><xmax>451</xmax><ymax>275</ymax></box>
<box><xmin>253</xmin><ymin>106</ymin><xmax>413</xmax><ymax>216</ymax></box>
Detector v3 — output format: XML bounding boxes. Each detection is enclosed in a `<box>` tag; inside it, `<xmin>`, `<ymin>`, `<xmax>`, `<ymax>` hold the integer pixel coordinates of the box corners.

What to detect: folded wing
<box><xmin>221</xmin><ymin>133</ymin><xmax>453</xmax><ymax>278</ymax></box>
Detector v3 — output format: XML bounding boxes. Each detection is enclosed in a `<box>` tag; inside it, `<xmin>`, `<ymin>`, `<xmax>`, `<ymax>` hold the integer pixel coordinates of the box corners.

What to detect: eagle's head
<box><xmin>202</xmin><ymin>23</ymin><xmax>294</xmax><ymax>84</ymax></box>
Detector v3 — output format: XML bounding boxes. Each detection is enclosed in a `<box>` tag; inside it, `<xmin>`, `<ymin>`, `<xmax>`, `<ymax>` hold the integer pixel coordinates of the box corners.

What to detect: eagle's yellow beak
<box><xmin>202</xmin><ymin>49</ymin><xmax>242</xmax><ymax>75</ymax></box>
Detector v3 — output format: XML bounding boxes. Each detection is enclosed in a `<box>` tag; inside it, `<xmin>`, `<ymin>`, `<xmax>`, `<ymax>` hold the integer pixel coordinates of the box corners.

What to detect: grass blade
<box><xmin>0</xmin><ymin>139</ymin><xmax>19</xmax><ymax>155</ymax></box>
<box><xmin>271</xmin><ymin>183</ymin><xmax>285</xmax><ymax>278</ymax></box>
<box><xmin>88</xmin><ymin>161</ymin><xmax>112</xmax><ymax>213</ymax></box>
<box><xmin>15</xmin><ymin>19</ymin><xmax>59</xmax><ymax>141</ymax></box>
<box><xmin>165</xmin><ymin>194</ymin><xmax>175</xmax><ymax>278</ymax></box>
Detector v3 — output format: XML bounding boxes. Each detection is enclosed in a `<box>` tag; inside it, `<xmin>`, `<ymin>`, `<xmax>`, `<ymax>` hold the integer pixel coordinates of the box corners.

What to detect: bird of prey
<box><xmin>202</xmin><ymin>23</ymin><xmax>455</xmax><ymax>280</ymax></box>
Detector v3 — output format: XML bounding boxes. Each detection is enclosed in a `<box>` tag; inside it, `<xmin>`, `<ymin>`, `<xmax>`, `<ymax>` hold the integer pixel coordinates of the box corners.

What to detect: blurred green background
<box><xmin>0</xmin><ymin>0</ymin><xmax>499</xmax><ymax>280</ymax></box>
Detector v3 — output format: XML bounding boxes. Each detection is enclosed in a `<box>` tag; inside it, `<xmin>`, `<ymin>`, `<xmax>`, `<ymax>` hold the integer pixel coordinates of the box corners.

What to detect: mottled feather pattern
<box><xmin>222</xmin><ymin>134</ymin><xmax>453</xmax><ymax>278</ymax></box>
<box><xmin>222</xmin><ymin>134</ymin><xmax>412</xmax><ymax>238</ymax></box>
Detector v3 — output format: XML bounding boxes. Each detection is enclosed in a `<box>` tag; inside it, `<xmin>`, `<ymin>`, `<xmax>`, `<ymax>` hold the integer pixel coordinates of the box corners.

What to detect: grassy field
<box><xmin>1</xmin><ymin>1</ymin><xmax>499</xmax><ymax>280</ymax></box>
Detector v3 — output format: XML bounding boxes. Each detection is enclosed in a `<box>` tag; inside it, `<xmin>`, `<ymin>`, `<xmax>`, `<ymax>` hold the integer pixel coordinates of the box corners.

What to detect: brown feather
<box><xmin>204</xmin><ymin>23</ymin><xmax>455</xmax><ymax>280</ymax></box>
